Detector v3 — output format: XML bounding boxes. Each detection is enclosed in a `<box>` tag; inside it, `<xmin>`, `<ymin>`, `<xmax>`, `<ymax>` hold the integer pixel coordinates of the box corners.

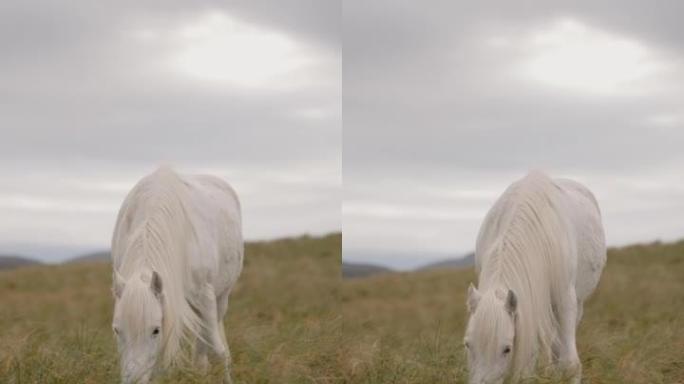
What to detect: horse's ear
<box><xmin>505</xmin><ymin>289</ymin><xmax>517</xmax><ymax>314</ymax></box>
<box><xmin>112</xmin><ymin>274</ymin><xmax>125</xmax><ymax>299</ymax></box>
<box><xmin>150</xmin><ymin>271</ymin><xmax>163</xmax><ymax>297</ymax></box>
<box><xmin>467</xmin><ymin>283</ymin><xmax>481</xmax><ymax>313</ymax></box>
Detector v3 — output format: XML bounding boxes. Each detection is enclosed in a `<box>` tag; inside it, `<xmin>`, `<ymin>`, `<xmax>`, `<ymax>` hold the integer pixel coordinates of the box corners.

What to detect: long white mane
<box><xmin>475</xmin><ymin>171</ymin><xmax>576</xmax><ymax>379</ymax></box>
<box><xmin>112</xmin><ymin>167</ymin><xmax>203</xmax><ymax>367</ymax></box>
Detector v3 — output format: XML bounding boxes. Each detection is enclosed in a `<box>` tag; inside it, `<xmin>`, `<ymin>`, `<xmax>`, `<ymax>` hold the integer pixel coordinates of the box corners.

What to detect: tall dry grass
<box><xmin>2</xmin><ymin>235</ymin><xmax>682</xmax><ymax>383</ymax></box>
<box><xmin>340</xmin><ymin>241</ymin><xmax>684</xmax><ymax>384</ymax></box>
<box><xmin>0</xmin><ymin>233</ymin><xmax>341</xmax><ymax>384</ymax></box>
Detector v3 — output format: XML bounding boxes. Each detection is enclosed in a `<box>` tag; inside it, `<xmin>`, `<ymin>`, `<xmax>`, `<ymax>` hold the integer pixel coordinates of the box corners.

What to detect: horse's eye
<box><xmin>503</xmin><ymin>346</ymin><xmax>511</xmax><ymax>354</ymax></box>
<box><xmin>152</xmin><ymin>327</ymin><xmax>160</xmax><ymax>336</ymax></box>
<box><xmin>113</xmin><ymin>327</ymin><xmax>119</xmax><ymax>335</ymax></box>
<box><xmin>464</xmin><ymin>341</ymin><xmax>470</xmax><ymax>349</ymax></box>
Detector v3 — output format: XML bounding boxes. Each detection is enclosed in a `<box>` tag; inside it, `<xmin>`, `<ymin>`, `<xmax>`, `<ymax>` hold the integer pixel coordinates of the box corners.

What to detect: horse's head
<box><xmin>464</xmin><ymin>284</ymin><xmax>517</xmax><ymax>384</ymax></box>
<box><xmin>112</xmin><ymin>270</ymin><xmax>164</xmax><ymax>384</ymax></box>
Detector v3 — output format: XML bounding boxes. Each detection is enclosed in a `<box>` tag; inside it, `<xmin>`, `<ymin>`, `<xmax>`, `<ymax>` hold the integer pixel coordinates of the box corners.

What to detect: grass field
<box><xmin>2</xmin><ymin>234</ymin><xmax>683</xmax><ymax>383</ymax></box>
<box><xmin>0</xmin><ymin>233</ymin><xmax>341</xmax><ymax>384</ymax></box>
<box><xmin>340</xmin><ymin>240</ymin><xmax>684</xmax><ymax>384</ymax></box>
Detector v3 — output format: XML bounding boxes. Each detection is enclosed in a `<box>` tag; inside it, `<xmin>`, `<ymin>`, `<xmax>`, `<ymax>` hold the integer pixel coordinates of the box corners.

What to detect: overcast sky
<box><xmin>0</xmin><ymin>1</ymin><xmax>341</xmax><ymax>262</ymax></box>
<box><xmin>343</xmin><ymin>1</ymin><xmax>684</xmax><ymax>269</ymax></box>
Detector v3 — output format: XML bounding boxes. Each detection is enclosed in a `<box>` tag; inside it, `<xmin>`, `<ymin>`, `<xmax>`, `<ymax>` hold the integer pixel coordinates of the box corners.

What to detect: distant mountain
<box><xmin>342</xmin><ymin>252</ymin><xmax>475</xmax><ymax>279</ymax></box>
<box><xmin>0</xmin><ymin>255</ymin><xmax>42</xmax><ymax>270</ymax></box>
<box><xmin>417</xmin><ymin>253</ymin><xmax>475</xmax><ymax>270</ymax></box>
<box><xmin>67</xmin><ymin>251</ymin><xmax>111</xmax><ymax>264</ymax></box>
<box><xmin>342</xmin><ymin>262</ymin><xmax>393</xmax><ymax>279</ymax></box>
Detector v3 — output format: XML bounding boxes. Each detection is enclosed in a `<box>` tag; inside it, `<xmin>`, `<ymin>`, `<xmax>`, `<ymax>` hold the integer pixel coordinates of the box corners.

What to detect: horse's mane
<box><xmin>475</xmin><ymin>170</ymin><xmax>575</xmax><ymax>379</ymax></box>
<box><xmin>112</xmin><ymin>166</ymin><xmax>203</xmax><ymax>368</ymax></box>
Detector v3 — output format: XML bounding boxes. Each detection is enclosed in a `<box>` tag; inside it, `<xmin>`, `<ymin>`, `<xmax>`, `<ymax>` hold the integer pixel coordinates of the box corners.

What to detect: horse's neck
<box><xmin>479</xmin><ymin>250</ymin><xmax>511</xmax><ymax>290</ymax></box>
<box><xmin>479</xmin><ymin>279</ymin><xmax>508</xmax><ymax>296</ymax></box>
<box><xmin>118</xmin><ymin>238</ymin><xmax>156</xmax><ymax>278</ymax></box>
<box><xmin>120</xmin><ymin>260</ymin><xmax>151</xmax><ymax>280</ymax></box>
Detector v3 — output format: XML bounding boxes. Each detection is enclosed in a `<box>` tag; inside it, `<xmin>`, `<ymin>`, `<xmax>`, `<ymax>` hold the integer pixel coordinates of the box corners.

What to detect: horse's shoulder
<box><xmin>186</xmin><ymin>174</ymin><xmax>238</xmax><ymax>201</ymax></box>
<box><xmin>554</xmin><ymin>178</ymin><xmax>601</xmax><ymax>215</ymax></box>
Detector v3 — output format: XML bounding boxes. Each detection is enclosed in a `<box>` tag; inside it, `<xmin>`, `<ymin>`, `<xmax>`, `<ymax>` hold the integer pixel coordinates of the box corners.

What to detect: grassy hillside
<box><xmin>3</xmin><ymin>235</ymin><xmax>682</xmax><ymax>383</ymax></box>
<box><xmin>0</xmin><ymin>233</ymin><xmax>341</xmax><ymax>384</ymax></box>
<box><xmin>340</xmin><ymin>240</ymin><xmax>684</xmax><ymax>384</ymax></box>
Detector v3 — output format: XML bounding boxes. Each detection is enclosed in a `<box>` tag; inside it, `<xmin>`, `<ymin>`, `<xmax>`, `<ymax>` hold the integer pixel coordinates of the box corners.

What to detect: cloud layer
<box><xmin>343</xmin><ymin>1</ymin><xmax>684</xmax><ymax>269</ymax></box>
<box><xmin>0</xmin><ymin>1</ymin><xmax>341</xmax><ymax>261</ymax></box>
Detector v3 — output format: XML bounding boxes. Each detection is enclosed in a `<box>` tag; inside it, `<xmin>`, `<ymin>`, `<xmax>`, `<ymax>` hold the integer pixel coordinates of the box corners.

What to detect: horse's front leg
<box><xmin>557</xmin><ymin>288</ymin><xmax>582</xmax><ymax>384</ymax></box>
<box><xmin>197</xmin><ymin>284</ymin><xmax>233</xmax><ymax>384</ymax></box>
<box><xmin>195</xmin><ymin>336</ymin><xmax>210</xmax><ymax>373</ymax></box>
<box><xmin>216</xmin><ymin>291</ymin><xmax>233</xmax><ymax>384</ymax></box>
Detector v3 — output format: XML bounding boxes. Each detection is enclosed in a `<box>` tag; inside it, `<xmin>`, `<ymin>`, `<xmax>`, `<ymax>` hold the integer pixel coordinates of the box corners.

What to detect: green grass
<box><xmin>340</xmin><ymin>240</ymin><xmax>684</xmax><ymax>384</ymax></box>
<box><xmin>0</xmin><ymin>233</ymin><xmax>341</xmax><ymax>384</ymax></box>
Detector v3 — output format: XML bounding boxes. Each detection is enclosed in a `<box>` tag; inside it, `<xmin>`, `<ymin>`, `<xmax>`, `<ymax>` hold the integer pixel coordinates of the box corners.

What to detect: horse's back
<box><xmin>183</xmin><ymin>173</ymin><xmax>243</xmax><ymax>295</ymax></box>
<box><xmin>475</xmin><ymin>173</ymin><xmax>605</xmax><ymax>300</ymax></box>
<box><xmin>185</xmin><ymin>174</ymin><xmax>241</xmax><ymax>225</ymax></box>
<box><xmin>113</xmin><ymin>168</ymin><xmax>243</xmax><ymax>296</ymax></box>
<box><xmin>555</xmin><ymin>179</ymin><xmax>606</xmax><ymax>301</ymax></box>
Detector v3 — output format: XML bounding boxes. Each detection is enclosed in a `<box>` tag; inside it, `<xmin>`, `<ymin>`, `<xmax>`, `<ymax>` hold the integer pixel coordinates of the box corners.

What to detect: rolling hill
<box><xmin>416</xmin><ymin>253</ymin><xmax>474</xmax><ymax>270</ymax></box>
<box><xmin>342</xmin><ymin>253</ymin><xmax>475</xmax><ymax>279</ymax></box>
<box><xmin>0</xmin><ymin>255</ymin><xmax>41</xmax><ymax>270</ymax></box>
<box><xmin>342</xmin><ymin>262</ymin><xmax>393</xmax><ymax>278</ymax></box>
<box><xmin>66</xmin><ymin>251</ymin><xmax>110</xmax><ymax>264</ymax></box>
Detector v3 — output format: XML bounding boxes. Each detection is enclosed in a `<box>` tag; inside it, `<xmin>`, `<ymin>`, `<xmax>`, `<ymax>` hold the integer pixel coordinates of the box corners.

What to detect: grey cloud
<box><xmin>0</xmin><ymin>1</ymin><xmax>341</xmax><ymax>261</ymax></box>
<box><xmin>343</xmin><ymin>1</ymin><xmax>684</xmax><ymax>267</ymax></box>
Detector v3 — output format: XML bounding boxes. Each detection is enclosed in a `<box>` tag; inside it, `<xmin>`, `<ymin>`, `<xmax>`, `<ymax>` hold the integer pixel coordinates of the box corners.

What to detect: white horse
<box><xmin>464</xmin><ymin>171</ymin><xmax>605</xmax><ymax>384</ymax></box>
<box><xmin>111</xmin><ymin>167</ymin><xmax>243</xmax><ymax>384</ymax></box>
